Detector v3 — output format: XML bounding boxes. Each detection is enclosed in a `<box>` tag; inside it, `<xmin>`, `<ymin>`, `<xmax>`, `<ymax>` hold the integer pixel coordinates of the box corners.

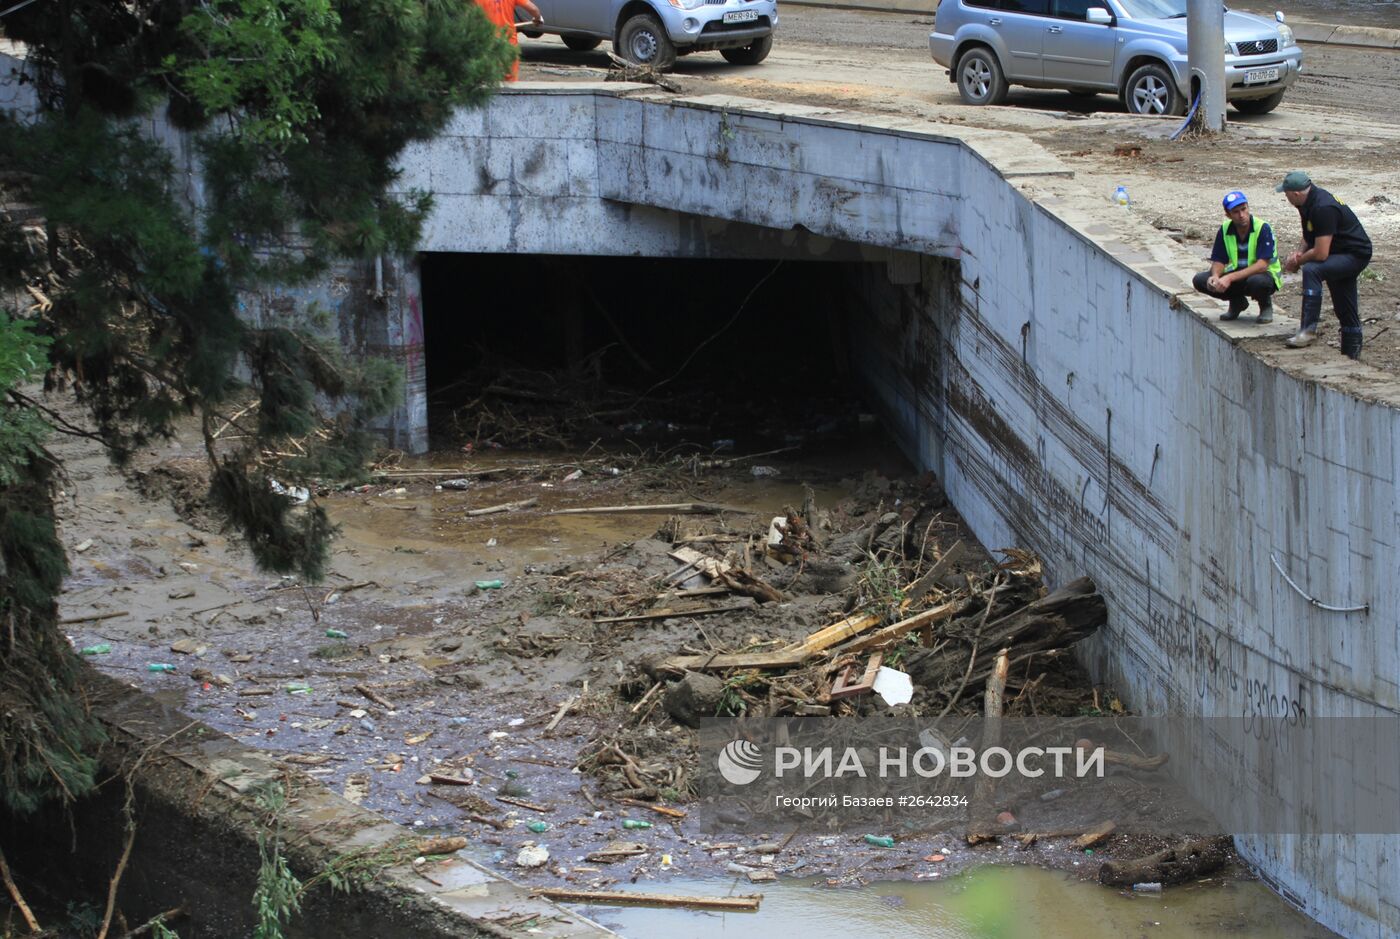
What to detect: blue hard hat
<box><xmin>1223</xmin><ymin>190</ymin><xmax>1248</xmax><ymax>211</ymax></box>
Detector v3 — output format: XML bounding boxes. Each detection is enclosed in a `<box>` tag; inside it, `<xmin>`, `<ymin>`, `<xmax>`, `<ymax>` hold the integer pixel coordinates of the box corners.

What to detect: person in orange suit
<box><xmin>478</xmin><ymin>0</ymin><xmax>543</xmax><ymax>82</ymax></box>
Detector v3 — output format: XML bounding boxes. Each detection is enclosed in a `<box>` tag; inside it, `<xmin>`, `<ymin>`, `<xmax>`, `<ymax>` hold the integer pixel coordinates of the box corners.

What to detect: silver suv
<box><xmin>522</xmin><ymin>0</ymin><xmax>778</xmax><ymax>69</ymax></box>
<box><xmin>929</xmin><ymin>0</ymin><xmax>1302</xmax><ymax>115</ymax></box>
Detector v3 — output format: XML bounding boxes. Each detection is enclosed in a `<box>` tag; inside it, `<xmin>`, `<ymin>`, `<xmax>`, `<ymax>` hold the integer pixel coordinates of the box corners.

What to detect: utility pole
<box><xmin>1187</xmin><ymin>0</ymin><xmax>1226</xmax><ymax>131</ymax></box>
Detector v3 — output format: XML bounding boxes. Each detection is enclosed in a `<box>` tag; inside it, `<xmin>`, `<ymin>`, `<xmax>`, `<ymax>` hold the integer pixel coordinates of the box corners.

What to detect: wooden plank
<box><xmin>837</xmin><ymin>599</ymin><xmax>960</xmax><ymax>654</ymax></box>
<box><xmin>662</xmin><ymin>649</ymin><xmax>808</xmax><ymax>672</ymax></box>
<box><xmin>593</xmin><ymin>604</ymin><xmax>750</xmax><ymax>625</ymax></box>
<box><xmin>551</xmin><ymin>503</ymin><xmax>753</xmax><ymax>517</ymax></box>
<box><xmin>783</xmin><ymin>611</ymin><xmax>882</xmax><ymax>657</ymax></box>
<box><xmin>905</xmin><ymin>539</ymin><xmax>967</xmax><ymax>603</ymax></box>
<box><xmin>530</xmin><ymin>888</ymin><xmax>762</xmax><ymax>912</ymax></box>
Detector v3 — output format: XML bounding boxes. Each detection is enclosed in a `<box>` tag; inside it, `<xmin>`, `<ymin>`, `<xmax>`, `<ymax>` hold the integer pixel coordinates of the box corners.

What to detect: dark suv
<box><xmin>929</xmin><ymin>0</ymin><xmax>1303</xmax><ymax>115</ymax></box>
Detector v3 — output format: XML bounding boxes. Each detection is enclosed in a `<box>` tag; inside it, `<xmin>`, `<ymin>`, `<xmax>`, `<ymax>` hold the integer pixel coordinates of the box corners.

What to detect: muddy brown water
<box><xmin>577</xmin><ymin>867</ymin><xmax>1337</xmax><ymax>938</ymax></box>
<box><xmin>55</xmin><ymin>437</ymin><xmax>1341</xmax><ymax>938</ymax></box>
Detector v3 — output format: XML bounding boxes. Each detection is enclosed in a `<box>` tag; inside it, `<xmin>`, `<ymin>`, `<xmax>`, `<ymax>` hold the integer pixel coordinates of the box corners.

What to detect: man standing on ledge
<box><xmin>1192</xmin><ymin>190</ymin><xmax>1280</xmax><ymax>324</ymax></box>
<box><xmin>1278</xmin><ymin>171</ymin><xmax>1373</xmax><ymax>358</ymax></box>
<box><xmin>478</xmin><ymin>0</ymin><xmax>544</xmax><ymax>82</ymax></box>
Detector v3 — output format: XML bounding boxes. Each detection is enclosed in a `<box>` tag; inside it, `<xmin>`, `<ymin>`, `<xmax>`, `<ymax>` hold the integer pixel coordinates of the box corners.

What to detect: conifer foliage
<box><xmin>0</xmin><ymin>0</ymin><xmax>512</xmax><ymax>811</ymax></box>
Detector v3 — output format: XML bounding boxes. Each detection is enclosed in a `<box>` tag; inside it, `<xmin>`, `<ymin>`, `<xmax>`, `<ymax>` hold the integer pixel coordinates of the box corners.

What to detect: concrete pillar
<box><xmin>1188</xmin><ymin>0</ymin><xmax>1227</xmax><ymax>132</ymax></box>
<box><xmin>381</xmin><ymin>255</ymin><xmax>430</xmax><ymax>454</ymax></box>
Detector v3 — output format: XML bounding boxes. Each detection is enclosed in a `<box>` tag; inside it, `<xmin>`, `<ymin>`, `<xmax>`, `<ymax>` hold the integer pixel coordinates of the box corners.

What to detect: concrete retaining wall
<box><xmin>391</xmin><ymin>86</ymin><xmax>1400</xmax><ymax>937</ymax></box>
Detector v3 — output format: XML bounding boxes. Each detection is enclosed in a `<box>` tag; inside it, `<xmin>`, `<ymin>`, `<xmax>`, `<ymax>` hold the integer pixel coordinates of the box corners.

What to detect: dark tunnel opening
<box><xmin>417</xmin><ymin>253</ymin><xmax>890</xmax><ymax>456</ymax></box>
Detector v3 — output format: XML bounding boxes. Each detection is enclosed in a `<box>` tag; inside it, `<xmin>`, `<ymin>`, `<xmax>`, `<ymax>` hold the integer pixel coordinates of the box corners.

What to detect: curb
<box><xmin>779</xmin><ymin>2</ymin><xmax>1400</xmax><ymax>50</ymax></box>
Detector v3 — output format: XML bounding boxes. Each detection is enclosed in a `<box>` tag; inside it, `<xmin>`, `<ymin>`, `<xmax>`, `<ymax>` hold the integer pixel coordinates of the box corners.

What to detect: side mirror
<box><xmin>1275</xmin><ymin>11</ymin><xmax>1287</xmax><ymax>23</ymax></box>
<box><xmin>1086</xmin><ymin>7</ymin><xmax>1112</xmax><ymax>24</ymax></box>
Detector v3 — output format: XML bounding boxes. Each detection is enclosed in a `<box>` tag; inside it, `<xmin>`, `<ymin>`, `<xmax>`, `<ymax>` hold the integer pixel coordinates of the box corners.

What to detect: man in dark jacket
<box><xmin>1277</xmin><ymin>171</ymin><xmax>1374</xmax><ymax>359</ymax></box>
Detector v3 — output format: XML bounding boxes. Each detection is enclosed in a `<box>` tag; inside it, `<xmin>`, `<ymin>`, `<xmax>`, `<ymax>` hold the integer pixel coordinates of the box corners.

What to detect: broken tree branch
<box><xmin>530</xmin><ymin>888</ymin><xmax>761</xmax><ymax>912</ymax></box>
<box><xmin>0</xmin><ymin>845</ymin><xmax>40</xmax><ymax>933</ymax></box>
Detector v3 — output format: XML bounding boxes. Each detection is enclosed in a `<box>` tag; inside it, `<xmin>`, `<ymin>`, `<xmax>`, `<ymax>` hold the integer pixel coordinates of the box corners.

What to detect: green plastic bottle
<box><xmin>148</xmin><ymin>663</ymin><xmax>177</xmax><ymax>673</ymax></box>
<box><xmin>474</xmin><ymin>579</ymin><xmax>504</xmax><ymax>590</ymax></box>
<box><xmin>81</xmin><ymin>644</ymin><xmax>112</xmax><ymax>656</ymax></box>
<box><xmin>621</xmin><ymin>819</ymin><xmax>652</xmax><ymax>830</ymax></box>
<box><xmin>527</xmin><ymin>821</ymin><xmax>551</xmax><ymax>833</ymax></box>
<box><xmin>863</xmin><ymin>834</ymin><xmax>895</xmax><ymax>848</ymax></box>
<box><xmin>324</xmin><ymin>628</ymin><xmax>348</xmax><ymax>639</ymax></box>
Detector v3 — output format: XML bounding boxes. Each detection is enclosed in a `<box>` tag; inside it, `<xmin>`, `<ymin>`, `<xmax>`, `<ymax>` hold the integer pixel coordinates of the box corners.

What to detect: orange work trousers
<box><xmin>477</xmin><ymin>0</ymin><xmax>522</xmax><ymax>81</ymax></box>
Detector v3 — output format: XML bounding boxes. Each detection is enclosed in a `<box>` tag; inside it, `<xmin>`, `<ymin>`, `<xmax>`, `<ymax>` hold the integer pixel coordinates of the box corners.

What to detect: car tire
<box><xmin>562</xmin><ymin>34</ymin><xmax>602</xmax><ymax>51</ymax></box>
<box><xmin>1123</xmin><ymin>62</ymin><xmax>1184</xmax><ymax>116</ymax></box>
<box><xmin>956</xmin><ymin>47</ymin><xmax>1008</xmax><ymax>106</ymax></box>
<box><xmin>521</xmin><ymin>29</ymin><xmax>543</xmax><ymax>38</ymax></box>
<box><xmin>617</xmin><ymin>14</ymin><xmax>676</xmax><ymax>70</ymax></box>
<box><xmin>1232</xmin><ymin>91</ymin><xmax>1285</xmax><ymax>115</ymax></box>
<box><xmin>720</xmin><ymin>34</ymin><xmax>772</xmax><ymax>65</ymax></box>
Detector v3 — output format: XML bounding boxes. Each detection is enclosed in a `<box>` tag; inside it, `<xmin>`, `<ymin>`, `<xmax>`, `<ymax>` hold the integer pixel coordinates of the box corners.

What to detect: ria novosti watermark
<box><xmin>692</xmin><ymin>715</ymin><xmax>1400</xmax><ymax>836</ymax></box>
<box><xmin>718</xmin><ymin>740</ymin><xmax>1107</xmax><ymax>786</ymax></box>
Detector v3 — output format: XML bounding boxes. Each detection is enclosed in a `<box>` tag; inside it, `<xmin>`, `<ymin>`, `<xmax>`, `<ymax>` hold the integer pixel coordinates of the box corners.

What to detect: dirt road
<box><xmin>520</xmin><ymin>11</ymin><xmax>1400</xmax><ymax>369</ymax></box>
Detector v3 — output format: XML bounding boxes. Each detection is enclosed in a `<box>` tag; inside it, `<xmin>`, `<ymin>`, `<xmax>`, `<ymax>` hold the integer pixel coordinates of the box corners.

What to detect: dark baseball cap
<box><xmin>1276</xmin><ymin>171</ymin><xmax>1312</xmax><ymax>193</ymax></box>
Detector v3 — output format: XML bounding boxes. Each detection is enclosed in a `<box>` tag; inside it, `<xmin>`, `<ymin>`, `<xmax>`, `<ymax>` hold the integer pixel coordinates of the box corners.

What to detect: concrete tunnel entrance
<box><xmin>416</xmin><ymin>251</ymin><xmax>931</xmax><ymax>456</ymax></box>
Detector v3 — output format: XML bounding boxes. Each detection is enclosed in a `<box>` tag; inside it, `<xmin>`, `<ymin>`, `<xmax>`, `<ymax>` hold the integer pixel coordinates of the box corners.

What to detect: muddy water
<box><xmin>581</xmin><ymin>867</ymin><xmax>1336</xmax><ymax>938</ymax></box>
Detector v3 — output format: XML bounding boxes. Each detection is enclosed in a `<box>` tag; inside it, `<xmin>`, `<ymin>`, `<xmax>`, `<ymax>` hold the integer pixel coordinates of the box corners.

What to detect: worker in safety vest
<box><xmin>1278</xmin><ymin>171</ymin><xmax>1374</xmax><ymax>359</ymax></box>
<box><xmin>1192</xmin><ymin>190</ymin><xmax>1282</xmax><ymax>325</ymax></box>
<box><xmin>477</xmin><ymin>0</ymin><xmax>543</xmax><ymax>82</ymax></box>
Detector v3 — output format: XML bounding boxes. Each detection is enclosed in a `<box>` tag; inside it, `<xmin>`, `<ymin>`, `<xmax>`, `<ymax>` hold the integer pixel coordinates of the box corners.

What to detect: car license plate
<box><xmin>723</xmin><ymin>9</ymin><xmax>758</xmax><ymax>23</ymax></box>
<box><xmin>1244</xmin><ymin>67</ymin><xmax>1280</xmax><ymax>85</ymax></box>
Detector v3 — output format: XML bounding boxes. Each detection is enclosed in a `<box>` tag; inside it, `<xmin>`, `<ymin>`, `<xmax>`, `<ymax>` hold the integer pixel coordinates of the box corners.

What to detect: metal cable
<box><xmin>1269</xmin><ymin>551</ymin><xmax>1369</xmax><ymax>614</ymax></box>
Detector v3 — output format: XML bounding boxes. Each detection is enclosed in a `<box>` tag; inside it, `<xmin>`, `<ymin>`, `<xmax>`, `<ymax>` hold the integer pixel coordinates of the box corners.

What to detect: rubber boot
<box><xmin>1341</xmin><ymin>329</ymin><xmax>1362</xmax><ymax>360</ymax></box>
<box><xmin>1220</xmin><ymin>297</ymin><xmax>1247</xmax><ymax>321</ymax></box>
<box><xmin>1256</xmin><ymin>298</ymin><xmax>1274</xmax><ymax>324</ymax></box>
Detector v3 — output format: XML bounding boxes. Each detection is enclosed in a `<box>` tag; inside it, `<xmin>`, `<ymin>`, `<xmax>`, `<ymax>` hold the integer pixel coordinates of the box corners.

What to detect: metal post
<box><xmin>1187</xmin><ymin>0</ymin><xmax>1226</xmax><ymax>131</ymax></box>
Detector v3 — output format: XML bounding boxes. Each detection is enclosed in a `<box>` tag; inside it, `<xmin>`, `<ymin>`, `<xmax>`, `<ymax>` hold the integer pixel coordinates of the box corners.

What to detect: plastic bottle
<box><xmin>325</xmin><ymin>628</ymin><xmax>348</xmax><ymax>639</ymax></box>
<box><xmin>474</xmin><ymin>579</ymin><xmax>504</xmax><ymax>590</ymax></box>
<box><xmin>1113</xmin><ymin>185</ymin><xmax>1131</xmax><ymax>209</ymax></box>
<box><xmin>285</xmin><ymin>682</ymin><xmax>312</xmax><ymax>694</ymax></box>
<box><xmin>621</xmin><ymin>819</ymin><xmax>652</xmax><ymax>830</ymax></box>
<box><xmin>147</xmin><ymin>663</ymin><xmax>177</xmax><ymax>673</ymax></box>
<box><xmin>81</xmin><ymin>644</ymin><xmax>112</xmax><ymax>656</ymax></box>
<box><xmin>527</xmin><ymin>821</ymin><xmax>551</xmax><ymax>833</ymax></box>
<box><xmin>1132</xmin><ymin>882</ymin><xmax>1163</xmax><ymax>893</ymax></box>
<box><xmin>864</xmin><ymin>834</ymin><xmax>896</xmax><ymax>848</ymax></box>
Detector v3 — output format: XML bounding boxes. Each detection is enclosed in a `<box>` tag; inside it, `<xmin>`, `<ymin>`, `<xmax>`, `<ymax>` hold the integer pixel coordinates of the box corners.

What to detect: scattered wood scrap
<box><xmin>531</xmin><ymin>888</ymin><xmax>761</xmax><ymax>912</ymax></box>
<box><xmin>497</xmin><ymin>795</ymin><xmax>552</xmax><ymax>814</ymax></box>
<box><xmin>554</xmin><ymin>503</ymin><xmax>753</xmax><ymax>517</ymax></box>
<box><xmin>354</xmin><ymin>684</ymin><xmax>395</xmax><ymax>710</ymax></box>
<box><xmin>416</xmin><ymin>836</ymin><xmax>468</xmax><ymax>856</ymax></box>
<box><xmin>465</xmin><ymin>497</ymin><xmax>537</xmax><ymax>517</ymax></box>
<box><xmin>1071</xmin><ymin>820</ymin><xmax>1117</xmax><ymax>850</ymax></box>
<box><xmin>594</xmin><ymin>604</ymin><xmax>751</xmax><ymax>625</ymax></box>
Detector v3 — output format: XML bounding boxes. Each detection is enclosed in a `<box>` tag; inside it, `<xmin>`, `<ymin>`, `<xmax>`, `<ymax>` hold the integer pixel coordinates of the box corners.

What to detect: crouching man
<box><xmin>1192</xmin><ymin>189</ymin><xmax>1281</xmax><ymax>324</ymax></box>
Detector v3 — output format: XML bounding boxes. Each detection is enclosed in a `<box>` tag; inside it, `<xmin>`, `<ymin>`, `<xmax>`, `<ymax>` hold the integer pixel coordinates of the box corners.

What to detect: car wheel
<box><xmin>1124</xmin><ymin>62</ymin><xmax>1184</xmax><ymax>116</ymax></box>
<box><xmin>956</xmin><ymin>47</ymin><xmax>1008</xmax><ymax>106</ymax></box>
<box><xmin>617</xmin><ymin>14</ymin><xmax>676</xmax><ymax>70</ymax></box>
<box><xmin>720</xmin><ymin>35</ymin><xmax>772</xmax><ymax>65</ymax></box>
<box><xmin>562</xmin><ymin>34</ymin><xmax>602</xmax><ymax>51</ymax></box>
<box><xmin>521</xmin><ymin>29</ymin><xmax>543</xmax><ymax>39</ymax></box>
<box><xmin>1232</xmin><ymin>91</ymin><xmax>1285</xmax><ymax>115</ymax></box>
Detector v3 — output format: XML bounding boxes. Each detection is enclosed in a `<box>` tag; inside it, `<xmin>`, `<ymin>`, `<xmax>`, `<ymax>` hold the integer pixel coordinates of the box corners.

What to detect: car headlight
<box><xmin>668</xmin><ymin>0</ymin><xmax>706</xmax><ymax>9</ymax></box>
<box><xmin>1277</xmin><ymin>24</ymin><xmax>1295</xmax><ymax>48</ymax></box>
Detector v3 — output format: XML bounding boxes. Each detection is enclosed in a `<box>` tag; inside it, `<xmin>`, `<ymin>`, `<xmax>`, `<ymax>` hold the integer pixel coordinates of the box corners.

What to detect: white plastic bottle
<box><xmin>1113</xmin><ymin>185</ymin><xmax>1131</xmax><ymax>209</ymax></box>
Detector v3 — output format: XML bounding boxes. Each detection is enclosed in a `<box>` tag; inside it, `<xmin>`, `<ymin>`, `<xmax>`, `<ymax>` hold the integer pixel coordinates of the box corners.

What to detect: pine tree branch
<box><xmin>6</xmin><ymin>389</ymin><xmax>106</xmax><ymax>444</ymax></box>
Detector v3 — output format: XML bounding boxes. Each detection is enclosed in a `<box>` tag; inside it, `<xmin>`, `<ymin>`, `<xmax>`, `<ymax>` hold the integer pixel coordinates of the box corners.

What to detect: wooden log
<box><xmin>787</xmin><ymin>612</ymin><xmax>883</xmax><ymax>657</ymax></box>
<box><xmin>1098</xmin><ymin>836</ymin><xmax>1230</xmax><ymax>887</ymax></box>
<box><xmin>544</xmin><ymin>695</ymin><xmax>578</xmax><ymax>732</ymax></box>
<box><xmin>58</xmin><ymin>610</ymin><xmax>130</xmax><ymax>625</ymax></box>
<box><xmin>716</xmin><ymin>568</ymin><xmax>784</xmax><ymax>604</ymax></box>
<box><xmin>416</xmin><ymin>836</ymin><xmax>469</xmax><ymax>855</ymax></box>
<box><xmin>464</xmin><ymin>497</ymin><xmax>537</xmax><ymax>517</ymax></box>
<box><xmin>497</xmin><ymin>795</ymin><xmax>552</xmax><ymax>814</ymax></box>
<box><xmin>552</xmin><ymin>503</ymin><xmax>753</xmax><ymax>516</ymax></box>
<box><xmin>904</xmin><ymin>577</ymin><xmax>1106</xmax><ymax>692</ymax></box>
<box><xmin>354</xmin><ymin>684</ymin><xmax>395</xmax><ymax>710</ymax></box>
<box><xmin>966</xmin><ymin>648</ymin><xmax>1011</xmax><ymax>842</ymax></box>
<box><xmin>530</xmin><ymin>888</ymin><xmax>761</xmax><ymax>912</ymax></box>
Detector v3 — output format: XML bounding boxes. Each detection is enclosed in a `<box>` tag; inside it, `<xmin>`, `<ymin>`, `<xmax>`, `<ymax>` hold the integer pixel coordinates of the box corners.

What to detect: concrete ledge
<box><xmin>2</xmin><ymin>670</ymin><xmax>613</xmax><ymax>939</ymax></box>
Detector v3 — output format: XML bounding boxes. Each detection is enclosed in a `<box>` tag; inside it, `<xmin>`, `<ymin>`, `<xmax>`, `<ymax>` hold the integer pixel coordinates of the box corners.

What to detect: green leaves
<box><xmin>0</xmin><ymin>313</ymin><xmax>52</xmax><ymax>489</ymax></box>
<box><xmin>175</xmin><ymin>0</ymin><xmax>342</xmax><ymax>145</ymax></box>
